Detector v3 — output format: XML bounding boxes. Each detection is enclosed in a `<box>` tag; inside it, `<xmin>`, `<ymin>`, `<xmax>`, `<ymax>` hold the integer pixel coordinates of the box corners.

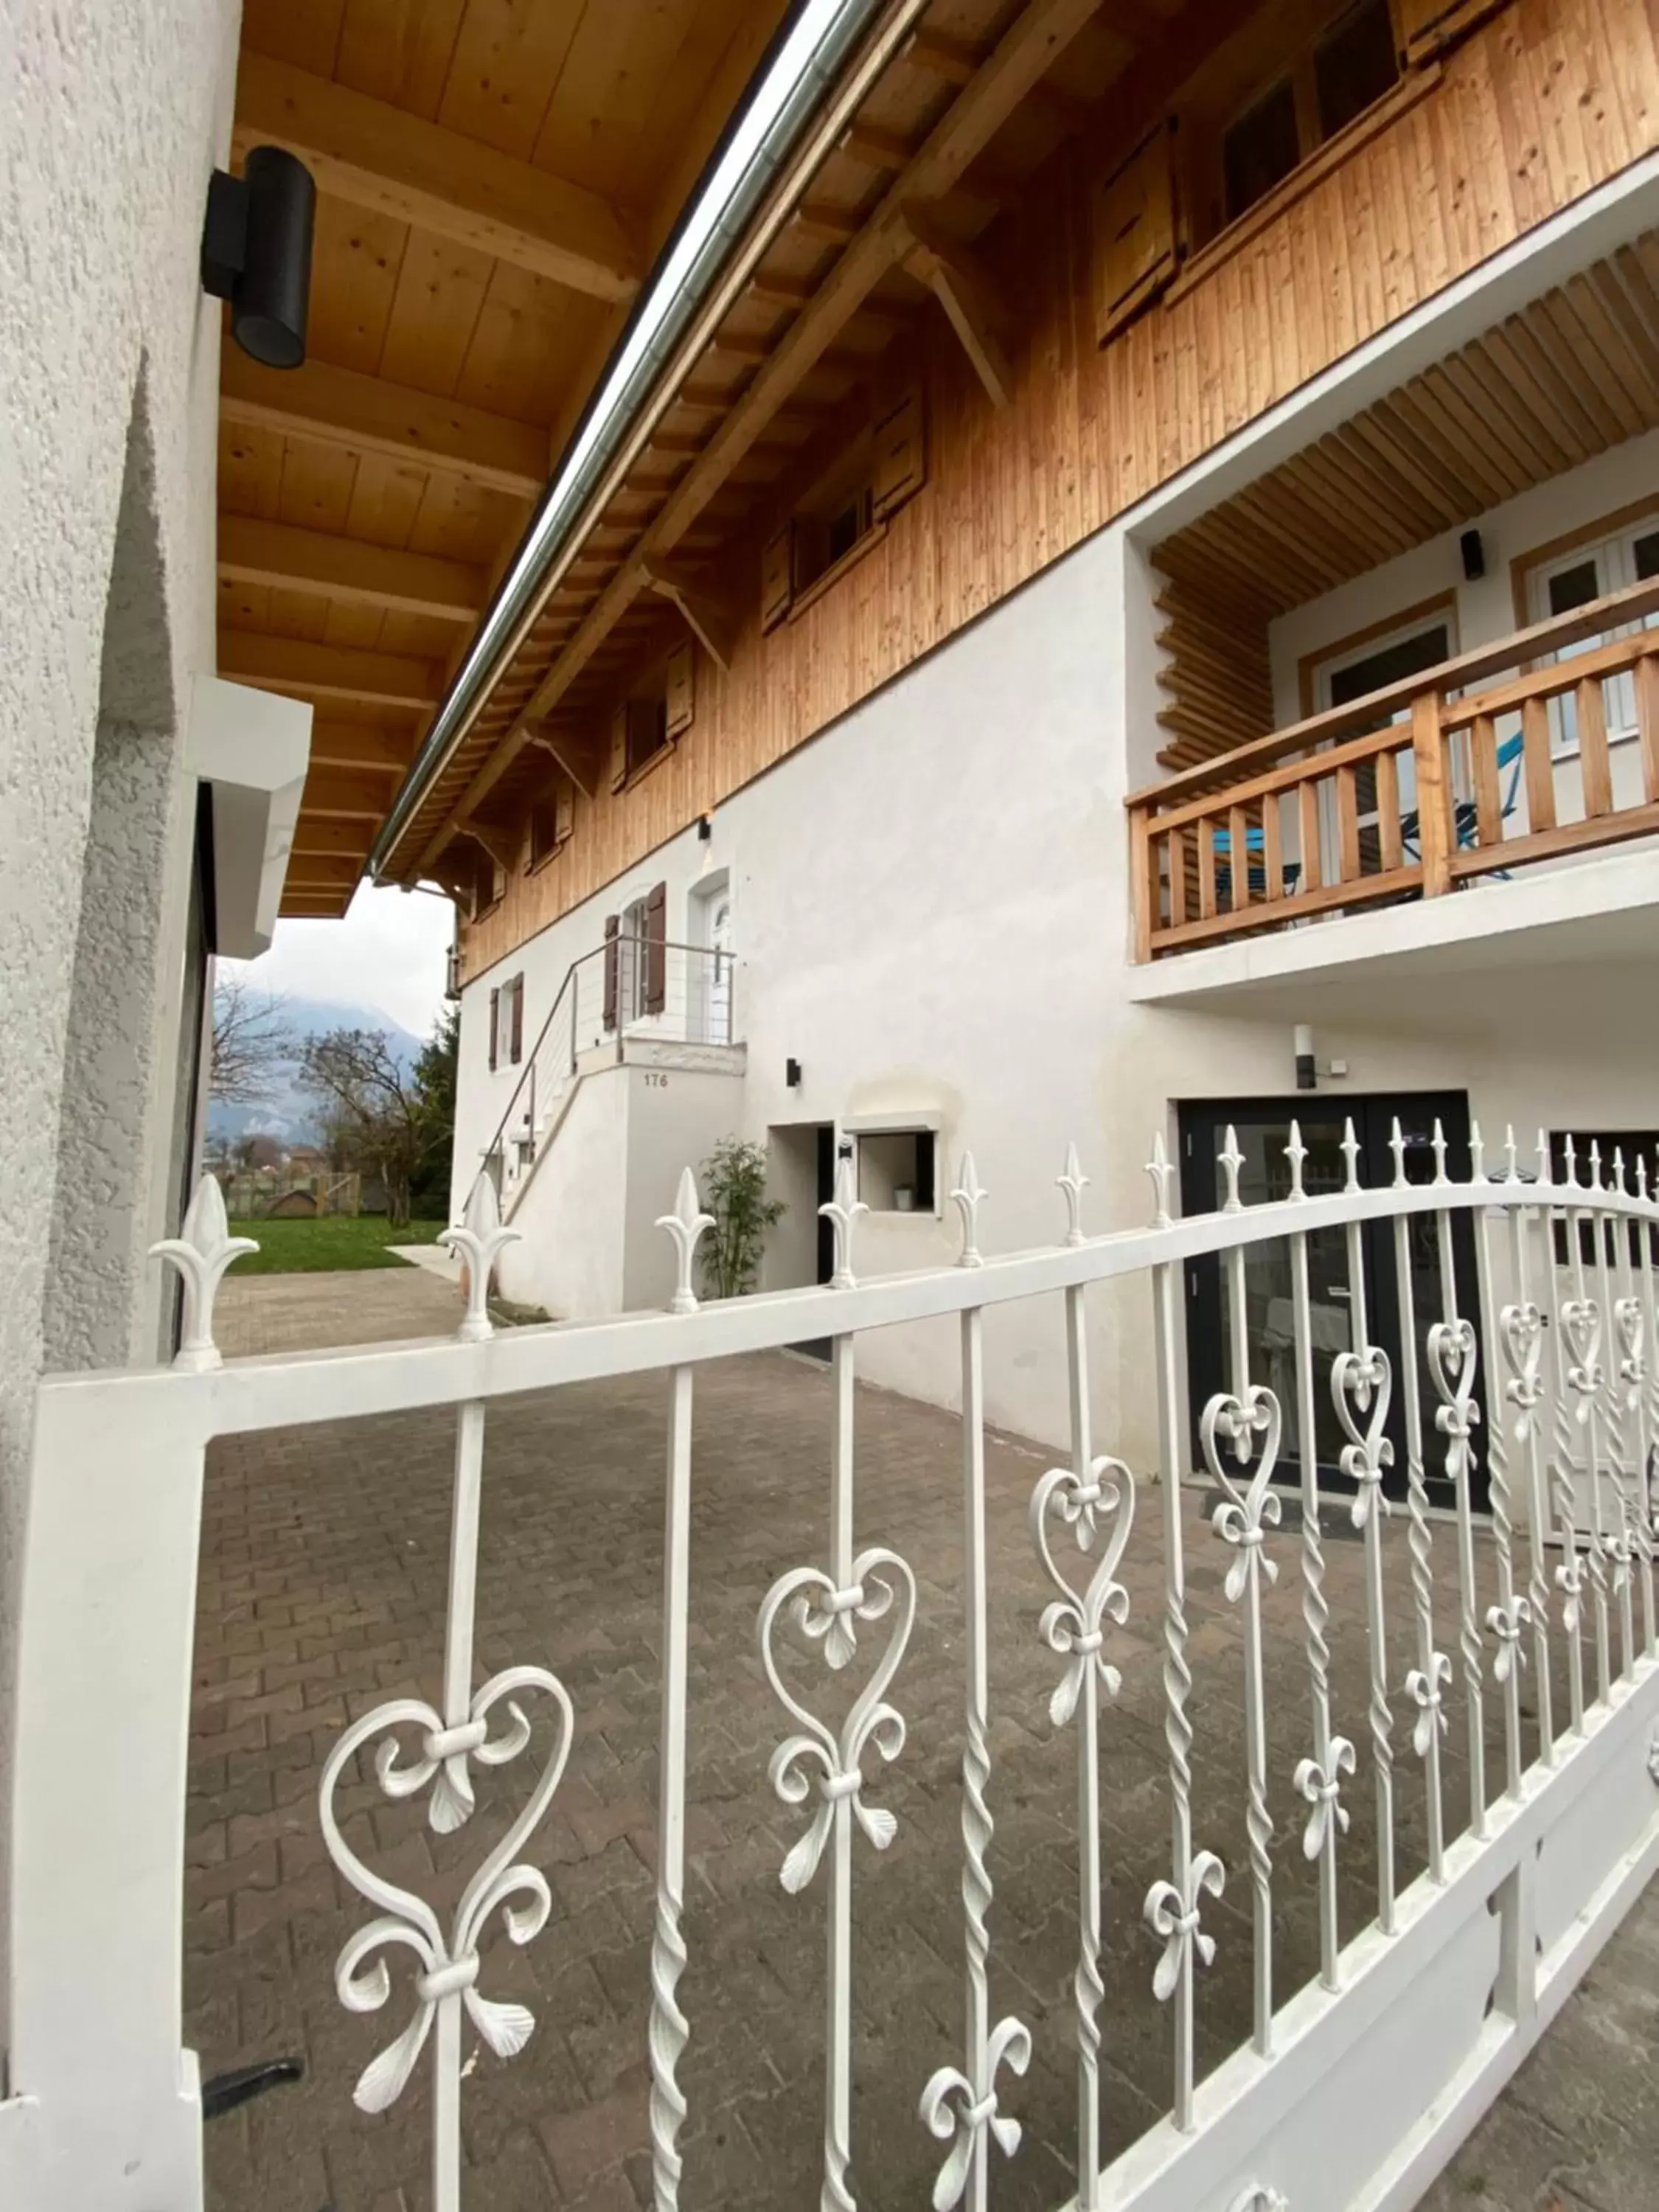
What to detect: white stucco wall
<box><xmin>0</xmin><ymin>0</ymin><xmax>238</xmax><ymax>2046</ymax></box>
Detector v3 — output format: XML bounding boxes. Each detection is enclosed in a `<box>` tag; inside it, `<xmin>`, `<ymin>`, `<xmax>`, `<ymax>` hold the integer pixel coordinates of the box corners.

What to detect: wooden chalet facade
<box><xmin>316</xmin><ymin>0</ymin><xmax>1659</xmax><ymax>981</ymax></box>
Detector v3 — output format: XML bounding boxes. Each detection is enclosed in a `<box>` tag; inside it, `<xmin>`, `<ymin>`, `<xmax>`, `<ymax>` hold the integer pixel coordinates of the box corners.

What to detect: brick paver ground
<box><xmin>189</xmin><ymin>1270</ymin><xmax>1657</xmax><ymax>2212</ymax></box>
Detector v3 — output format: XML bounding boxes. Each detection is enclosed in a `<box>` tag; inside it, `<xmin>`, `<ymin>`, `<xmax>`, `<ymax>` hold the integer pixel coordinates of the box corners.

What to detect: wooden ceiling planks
<box><xmin>223</xmin><ymin>0</ymin><xmax>790</xmax><ymax>916</ymax></box>
<box><xmin>1151</xmin><ymin>234</ymin><xmax>1659</xmax><ymax>769</ymax></box>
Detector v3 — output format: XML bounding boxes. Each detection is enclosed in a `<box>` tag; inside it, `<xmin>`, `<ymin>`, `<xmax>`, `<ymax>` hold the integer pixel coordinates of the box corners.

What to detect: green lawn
<box><xmin>226</xmin><ymin>1214</ymin><xmax>447</xmax><ymax>1274</ymax></box>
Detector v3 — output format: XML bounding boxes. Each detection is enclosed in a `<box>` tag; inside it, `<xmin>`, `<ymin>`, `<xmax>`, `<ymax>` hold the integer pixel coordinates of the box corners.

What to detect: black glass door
<box><xmin>1179</xmin><ymin>1093</ymin><xmax>1486</xmax><ymax>1512</ymax></box>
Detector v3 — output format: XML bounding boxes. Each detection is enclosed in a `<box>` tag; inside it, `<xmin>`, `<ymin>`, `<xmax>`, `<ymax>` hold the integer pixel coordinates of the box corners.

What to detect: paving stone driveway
<box><xmin>190</xmin><ymin>1270</ymin><xmax>1658</xmax><ymax>2212</ymax></box>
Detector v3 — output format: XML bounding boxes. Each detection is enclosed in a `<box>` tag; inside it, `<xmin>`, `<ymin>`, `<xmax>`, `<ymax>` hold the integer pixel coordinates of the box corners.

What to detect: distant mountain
<box><xmin>207</xmin><ymin>995</ymin><xmax>427</xmax><ymax>1148</ymax></box>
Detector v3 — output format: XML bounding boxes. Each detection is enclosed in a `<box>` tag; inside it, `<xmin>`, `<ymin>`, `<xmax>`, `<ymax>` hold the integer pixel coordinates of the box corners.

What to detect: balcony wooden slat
<box><xmin>1262</xmin><ymin>794</ymin><xmax>1283</xmax><ymax>905</ymax></box>
<box><xmin>1577</xmin><ymin>678</ymin><xmax>1613</xmax><ymax>818</ymax></box>
<box><xmin>1229</xmin><ymin>805</ymin><xmax>1250</xmax><ymax>911</ymax></box>
<box><xmin>1471</xmin><ymin>715</ymin><xmax>1503</xmax><ymax>849</ymax></box>
<box><xmin>1638</xmin><ymin>656</ymin><xmax>1659</xmax><ymax>805</ymax></box>
<box><xmin>1298</xmin><ymin>783</ymin><xmax>1321</xmax><ymax>894</ymax></box>
<box><xmin>1521</xmin><ymin>698</ymin><xmax>1557</xmax><ymax>832</ymax></box>
<box><xmin>1376</xmin><ymin>751</ymin><xmax>1402</xmax><ymax>872</ymax></box>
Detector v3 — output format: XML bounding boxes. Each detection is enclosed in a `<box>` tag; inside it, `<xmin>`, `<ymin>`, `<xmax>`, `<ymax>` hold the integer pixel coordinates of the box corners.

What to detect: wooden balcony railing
<box><xmin>1127</xmin><ymin>574</ymin><xmax>1659</xmax><ymax>961</ymax></box>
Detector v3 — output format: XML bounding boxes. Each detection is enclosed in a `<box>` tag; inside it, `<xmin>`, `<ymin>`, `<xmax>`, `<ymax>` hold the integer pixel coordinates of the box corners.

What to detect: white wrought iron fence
<box><xmin>6</xmin><ymin>1121</ymin><xmax>1659</xmax><ymax>2212</ymax></box>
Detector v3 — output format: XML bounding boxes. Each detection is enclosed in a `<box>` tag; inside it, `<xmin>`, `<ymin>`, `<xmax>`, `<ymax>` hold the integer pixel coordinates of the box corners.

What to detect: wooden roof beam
<box><xmin>307</xmin><ymin>723</ymin><xmax>419</xmax><ymax>774</ymax></box>
<box><xmin>410</xmin><ymin>0</ymin><xmax>1110</xmax><ymax>870</ymax></box>
<box><xmin>218</xmin><ymin>631</ymin><xmax>442</xmax><ymax>711</ymax></box>
<box><xmin>301</xmin><ymin>767</ymin><xmax>402</xmax><ymax>821</ymax></box>
<box><xmin>457</xmin><ymin>816</ymin><xmax>521</xmax><ymax>872</ymax></box>
<box><xmin>283</xmin><ymin>855</ymin><xmax>361</xmax><ymax>891</ymax></box>
<box><xmin>218</xmin><ymin>516</ymin><xmax>485</xmax><ymax>624</ymax></box>
<box><xmin>524</xmin><ymin>727</ymin><xmax>605</xmax><ymax>799</ymax></box>
<box><xmin>234</xmin><ymin>54</ymin><xmax>639</xmax><ymax>303</ymax></box>
<box><xmin>641</xmin><ymin>558</ymin><xmax>739</xmax><ymax>671</ymax></box>
<box><xmin>292</xmin><ymin>819</ymin><xmax>375</xmax><ymax>860</ymax></box>
<box><xmin>221</xmin><ymin>352</ymin><xmax>546</xmax><ymax>499</ymax></box>
<box><xmin>896</xmin><ymin>204</ymin><xmax>1013</xmax><ymax>408</ymax></box>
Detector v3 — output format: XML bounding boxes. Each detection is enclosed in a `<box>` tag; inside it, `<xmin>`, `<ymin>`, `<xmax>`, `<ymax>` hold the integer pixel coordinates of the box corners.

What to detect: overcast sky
<box><xmin>221</xmin><ymin>880</ymin><xmax>455</xmax><ymax>1040</ymax></box>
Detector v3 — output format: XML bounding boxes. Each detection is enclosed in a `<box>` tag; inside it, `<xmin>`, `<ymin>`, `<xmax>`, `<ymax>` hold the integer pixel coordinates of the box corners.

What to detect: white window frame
<box><xmin>1526</xmin><ymin>509</ymin><xmax>1659</xmax><ymax>754</ymax></box>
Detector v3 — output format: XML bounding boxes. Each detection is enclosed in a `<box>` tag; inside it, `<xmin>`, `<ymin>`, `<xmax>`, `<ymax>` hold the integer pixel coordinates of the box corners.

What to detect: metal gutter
<box><xmin>369</xmin><ymin>0</ymin><xmax>905</xmax><ymax>882</ymax></box>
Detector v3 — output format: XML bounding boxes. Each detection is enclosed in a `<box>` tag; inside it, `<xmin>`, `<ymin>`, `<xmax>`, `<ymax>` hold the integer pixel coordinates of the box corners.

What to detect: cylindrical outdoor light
<box><xmin>201</xmin><ymin>146</ymin><xmax>316</xmax><ymax>370</ymax></box>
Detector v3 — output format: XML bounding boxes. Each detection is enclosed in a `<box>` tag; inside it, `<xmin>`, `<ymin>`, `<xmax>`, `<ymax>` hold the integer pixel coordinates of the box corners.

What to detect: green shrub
<box><xmin>699</xmin><ymin>1136</ymin><xmax>785</xmax><ymax>1300</ymax></box>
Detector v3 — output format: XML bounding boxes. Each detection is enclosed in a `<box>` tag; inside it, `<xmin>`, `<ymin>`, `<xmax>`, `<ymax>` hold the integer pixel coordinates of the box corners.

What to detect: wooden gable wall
<box><xmin>462</xmin><ymin>0</ymin><xmax>1659</xmax><ymax>975</ymax></box>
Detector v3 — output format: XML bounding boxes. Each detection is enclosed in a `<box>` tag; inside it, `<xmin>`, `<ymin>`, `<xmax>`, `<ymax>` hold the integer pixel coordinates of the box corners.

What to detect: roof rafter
<box><xmin>218</xmin><ymin>516</ymin><xmax>485</xmax><ymax>623</ymax></box>
<box><xmin>234</xmin><ymin>53</ymin><xmax>640</xmax><ymax>302</ymax></box>
<box><xmin>221</xmin><ymin>352</ymin><xmax>546</xmax><ymax>499</ymax></box>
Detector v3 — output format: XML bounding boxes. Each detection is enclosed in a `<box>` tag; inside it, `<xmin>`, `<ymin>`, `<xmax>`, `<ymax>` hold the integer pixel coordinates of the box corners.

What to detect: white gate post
<box><xmin>6</xmin><ymin>1370</ymin><xmax>212</xmax><ymax>2211</ymax></box>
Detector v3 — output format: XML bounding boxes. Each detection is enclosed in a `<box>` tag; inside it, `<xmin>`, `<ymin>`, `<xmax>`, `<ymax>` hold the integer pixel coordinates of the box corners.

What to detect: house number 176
<box><xmin>645</xmin><ymin>1072</ymin><xmax>669</xmax><ymax>1088</ymax></box>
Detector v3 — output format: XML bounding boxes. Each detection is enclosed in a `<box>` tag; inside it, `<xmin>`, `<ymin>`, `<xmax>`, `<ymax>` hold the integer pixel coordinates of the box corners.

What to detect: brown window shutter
<box><xmin>760</xmin><ymin>522</ymin><xmax>794</xmax><ymax>633</ymax></box>
<box><xmin>509</xmin><ymin>975</ymin><xmax>524</xmax><ymax>1063</ymax></box>
<box><xmin>602</xmin><ymin>914</ymin><xmax>620</xmax><ymax>1030</ymax></box>
<box><xmin>555</xmin><ymin>773</ymin><xmax>574</xmax><ymax>846</ymax></box>
<box><xmin>487</xmin><ymin>987</ymin><xmax>500</xmax><ymax>1071</ymax></box>
<box><xmin>1396</xmin><ymin>0</ymin><xmax>1506</xmax><ymax>64</ymax></box>
<box><xmin>609</xmin><ymin>706</ymin><xmax>629</xmax><ymax>792</ymax></box>
<box><xmin>1094</xmin><ymin>119</ymin><xmax>1180</xmax><ymax>346</ymax></box>
<box><xmin>872</xmin><ymin>387</ymin><xmax>926</xmax><ymax>522</ymax></box>
<box><xmin>644</xmin><ymin>881</ymin><xmax>667</xmax><ymax>1016</ymax></box>
<box><xmin>665</xmin><ymin>641</ymin><xmax>695</xmax><ymax>737</ymax></box>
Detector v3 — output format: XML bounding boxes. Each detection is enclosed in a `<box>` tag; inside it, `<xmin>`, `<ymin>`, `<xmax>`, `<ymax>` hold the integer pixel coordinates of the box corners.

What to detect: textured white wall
<box><xmin>0</xmin><ymin>0</ymin><xmax>238</xmax><ymax>2046</ymax></box>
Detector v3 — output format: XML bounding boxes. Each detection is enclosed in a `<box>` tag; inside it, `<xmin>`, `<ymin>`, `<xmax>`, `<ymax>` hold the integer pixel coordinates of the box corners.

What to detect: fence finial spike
<box><xmin>1563</xmin><ymin>1132</ymin><xmax>1579</xmax><ymax>1189</ymax></box>
<box><xmin>1284</xmin><ymin>1119</ymin><xmax>1307</xmax><ymax>1200</ymax></box>
<box><xmin>1588</xmin><ymin>1138</ymin><xmax>1604</xmax><ymax>1194</ymax></box>
<box><xmin>1219</xmin><ymin>1124</ymin><xmax>1245</xmax><ymax>1213</ymax></box>
<box><xmin>1613</xmin><ymin>1145</ymin><xmax>1628</xmax><ymax>1195</ymax></box>
<box><xmin>1058</xmin><ymin>1142</ymin><xmax>1088</xmax><ymax>1245</ymax></box>
<box><xmin>1388</xmin><ymin>1116</ymin><xmax>1408</xmax><ymax>1189</ymax></box>
<box><xmin>1147</xmin><ymin>1132</ymin><xmax>1174</xmax><ymax>1228</ymax></box>
<box><xmin>1469</xmin><ymin>1119</ymin><xmax>1485</xmax><ymax>1183</ymax></box>
<box><xmin>819</xmin><ymin>1148</ymin><xmax>869</xmax><ymax>1290</ymax></box>
<box><xmin>656</xmin><ymin>1166</ymin><xmax>715</xmax><ymax>1314</ymax></box>
<box><xmin>1503</xmin><ymin>1124</ymin><xmax>1518</xmax><ymax>1183</ymax></box>
<box><xmin>1430</xmin><ymin>1116</ymin><xmax>1449</xmax><ymax>1186</ymax></box>
<box><xmin>150</xmin><ymin>1175</ymin><xmax>260</xmax><ymax>1371</ymax></box>
<box><xmin>442</xmin><ymin>1173</ymin><xmax>522</xmax><ymax>1342</ymax></box>
<box><xmin>1638</xmin><ymin>1155</ymin><xmax>1651</xmax><ymax>1203</ymax></box>
<box><xmin>1537</xmin><ymin>1127</ymin><xmax>1551</xmax><ymax>1187</ymax></box>
<box><xmin>1340</xmin><ymin>1117</ymin><xmax>1362</xmax><ymax>1193</ymax></box>
<box><xmin>950</xmin><ymin>1152</ymin><xmax>987</xmax><ymax>1269</ymax></box>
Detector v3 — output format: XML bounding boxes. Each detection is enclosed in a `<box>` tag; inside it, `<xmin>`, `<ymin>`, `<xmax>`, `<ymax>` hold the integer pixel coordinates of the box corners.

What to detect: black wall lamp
<box><xmin>201</xmin><ymin>147</ymin><xmax>316</xmax><ymax>369</ymax></box>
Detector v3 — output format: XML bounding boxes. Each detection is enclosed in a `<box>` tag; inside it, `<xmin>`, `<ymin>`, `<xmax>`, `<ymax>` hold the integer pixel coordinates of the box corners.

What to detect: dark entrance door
<box><xmin>1178</xmin><ymin>1093</ymin><xmax>1486</xmax><ymax>1512</ymax></box>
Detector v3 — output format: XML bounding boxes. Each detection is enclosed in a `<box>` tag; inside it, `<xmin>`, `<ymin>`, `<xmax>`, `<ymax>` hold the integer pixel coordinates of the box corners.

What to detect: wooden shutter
<box><xmin>1094</xmin><ymin>119</ymin><xmax>1180</xmax><ymax>346</ymax></box>
<box><xmin>644</xmin><ymin>881</ymin><xmax>667</xmax><ymax>1016</ymax></box>
<box><xmin>1396</xmin><ymin>0</ymin><xmax>1508</xmax><ymax>65</ymax></box>
<box><xmin>554</xmin><ymin>773</ymin><xmax>574</xmax><ymax>846</ymax></box>
<box><xmin>509</xmin><ymin>975</ymin><xmax>524</xmax><ymax>1063</ymax></box>
<box><xmin>760</xmin><ymin>522</ymin><xmax>795</xmax><ymax>632</ymax></box>
<box><xmin>487</xmin><ymin>987</ymin><xmax>500</xmax><ymax>1071</ymax></box>
<box><xmin>609</xmin><ymin>705</ymin><xmax>629</xmax><ymax>791</ymax></box>
<box><xmin>665</xmin><ymin>640</ymin><xmax>695</xmax><ymax>737</ymax></box>
<box><xmin>602</xmin><ymin>914</ymin><xmax>620</xmax><ymax>1029</ymax></box>
<box><xmin>871</xmin><ymin>388</ymin><xmax>925</xmax><ymax>521</ymax></box>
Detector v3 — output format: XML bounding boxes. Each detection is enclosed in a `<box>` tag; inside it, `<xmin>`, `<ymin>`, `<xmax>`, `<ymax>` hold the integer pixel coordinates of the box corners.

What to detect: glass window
<box><xmin>1314</xmin><ymin>0</ymin><xmax>1399</xmax><ymax>139</ymax></box>
<box><xmin>1222</xmin><ymin>77</ymin><xmax>1301</xmax><ymax>223</ymax></box>
<box><xmin>1529</xmin><ymin>512</ymin><xmax>1659</xmax><ymax>752</ymax></box>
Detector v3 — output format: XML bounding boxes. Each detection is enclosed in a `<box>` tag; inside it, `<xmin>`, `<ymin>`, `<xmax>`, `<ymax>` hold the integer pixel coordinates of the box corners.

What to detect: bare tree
<box><xmin>212</xmin><ymin>975</ymin><xmax>294</xmax><ymax>1105</ymax></box>
<box><xmin>297</xmin><ymin>1026</ymin><xmax>448</xmax><ymax>1228</ymax></box>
